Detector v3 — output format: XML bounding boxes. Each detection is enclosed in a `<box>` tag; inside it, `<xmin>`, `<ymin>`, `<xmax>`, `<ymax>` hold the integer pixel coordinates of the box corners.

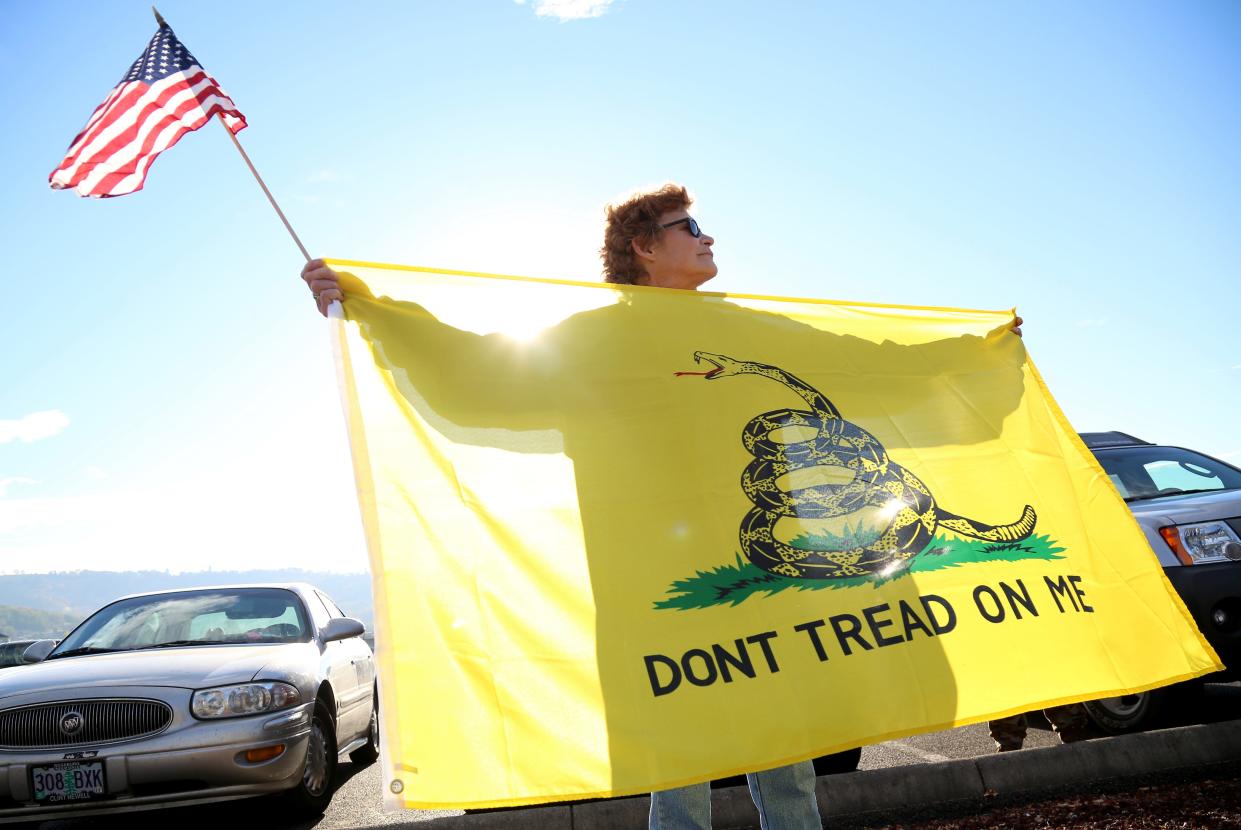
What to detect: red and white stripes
<box><xmin>49</xmin><ymin>69</ymin><xmax>246</xmax><ymax>198</ymax></box>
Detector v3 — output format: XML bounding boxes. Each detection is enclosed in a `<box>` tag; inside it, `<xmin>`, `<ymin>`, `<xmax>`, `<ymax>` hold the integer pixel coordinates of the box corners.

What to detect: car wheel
<box><xmin>1084</xmin><ymin>687</ymin><xmax>1172</xmax><ymax>734</ymax></box>
<box><xmin>287</xmin><ymin>699</ymin><xmax>338</xmax><ymax>815</ymax></box>
<box><xmin>1085</xmin><ymin>680</ymin><xmax>1204</xmax><ymax>735</ymax></box>
<box><xmin>349</xmin><ymin>688</ymin><xmax>380</xmax><ymax>765</ymax></box>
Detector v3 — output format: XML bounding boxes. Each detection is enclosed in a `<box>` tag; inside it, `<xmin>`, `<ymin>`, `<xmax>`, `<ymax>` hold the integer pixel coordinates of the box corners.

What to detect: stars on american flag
<box><xmin>122</xmin><ymin>25</ymin><xmax>199</xmax><ymax>84</ymax></box>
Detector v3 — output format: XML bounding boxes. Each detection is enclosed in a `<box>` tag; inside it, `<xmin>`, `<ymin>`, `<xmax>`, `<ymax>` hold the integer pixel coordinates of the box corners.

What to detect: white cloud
<box><xmin>1075</xmin><ymin>318</ymin><xmax>1109</xmax><ymax>329</ymax></box>
<box><xmin>0</xmin><ymin>410</ymin><xmax>70</xmax><ymax>444</ymax></box>
<box><xmin>516</xmin><ymin>0</ymin><xmax>615</xmax><ymax>21</ymax></box>
<box><xmin>83</xmin><ymin>467</ymin><xmax>108</xmax><ymax>481</ymax></box>
<box><xmin>0</xmin><ymin>477</ymin><xmax>36</xmax><ymax>497</ymax></box>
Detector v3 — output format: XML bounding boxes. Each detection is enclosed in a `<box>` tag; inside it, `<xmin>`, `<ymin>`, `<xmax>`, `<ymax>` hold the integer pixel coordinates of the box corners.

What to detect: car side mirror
<box><xmin>21</xmin><ymin>640</ymin><xmax>58</xmax><ymax>664</ymax></box>
<box><xmin>319</xmin><ymin>617</ymin><xmax>365</xmax><ymax>643</ymax></box>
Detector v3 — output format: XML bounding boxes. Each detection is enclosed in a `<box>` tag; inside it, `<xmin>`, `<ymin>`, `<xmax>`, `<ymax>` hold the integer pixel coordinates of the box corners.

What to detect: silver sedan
<box><xmin>0</xmin><ymin>583</ymin><xmax>378</xmax><ymax>821</ymax></box>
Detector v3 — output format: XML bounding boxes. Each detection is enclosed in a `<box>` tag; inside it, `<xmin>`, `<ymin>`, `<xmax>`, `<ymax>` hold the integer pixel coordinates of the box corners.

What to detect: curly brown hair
<box><xmin>600</xmin><ymin>184</ymin><xmax>692</xmax><ymax>284</ymax></box>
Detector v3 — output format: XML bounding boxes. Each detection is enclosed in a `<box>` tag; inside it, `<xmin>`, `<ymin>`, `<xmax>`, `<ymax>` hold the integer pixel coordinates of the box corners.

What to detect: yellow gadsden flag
<box><xmin>328</xmin><ymin>260</ymin><xmax>1220</xmax><ymax>809</ymax></box>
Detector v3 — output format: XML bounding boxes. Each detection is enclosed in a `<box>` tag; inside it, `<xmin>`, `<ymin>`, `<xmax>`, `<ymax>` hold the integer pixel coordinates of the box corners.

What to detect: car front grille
<box><xmin>0</xmin><ymin>699</ymin><xmax>173</xmax><ymax>748</ymax></box>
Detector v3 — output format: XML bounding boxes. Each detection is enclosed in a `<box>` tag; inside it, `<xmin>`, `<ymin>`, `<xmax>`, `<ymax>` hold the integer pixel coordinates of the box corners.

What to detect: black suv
<box><xmin>1079</xmin><ymin>431</ymin><xmax>1241</xmax><ymax>731</ymax></box>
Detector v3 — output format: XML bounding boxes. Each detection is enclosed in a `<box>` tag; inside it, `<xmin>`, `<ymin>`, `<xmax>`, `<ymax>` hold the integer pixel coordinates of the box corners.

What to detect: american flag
<box><xmin>49</xmin><ymin>21</ymin><xmax>246</xmax><ymax>198</ymax></box>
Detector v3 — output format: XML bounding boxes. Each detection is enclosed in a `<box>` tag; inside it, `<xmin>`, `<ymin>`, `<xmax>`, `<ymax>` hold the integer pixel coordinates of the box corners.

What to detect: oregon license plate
<box><xmin>31</xmin><ymin>761</ymin><xmax>106</xmax><ymax>803</ymax></box>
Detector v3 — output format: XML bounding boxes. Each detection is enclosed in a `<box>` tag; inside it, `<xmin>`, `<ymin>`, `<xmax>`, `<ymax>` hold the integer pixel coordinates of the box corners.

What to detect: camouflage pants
<box><xmin>988</xmin><ymin>703</ymin><xmax>1091</xmax><ymax>751</ymax></box>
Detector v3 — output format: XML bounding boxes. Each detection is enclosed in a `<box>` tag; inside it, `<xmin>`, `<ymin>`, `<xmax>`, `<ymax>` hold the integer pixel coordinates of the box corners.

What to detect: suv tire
<box><xmin>1083</xmin><ymin>680</ymin><xmax>1203</xmax><ymax>734</ymax></box>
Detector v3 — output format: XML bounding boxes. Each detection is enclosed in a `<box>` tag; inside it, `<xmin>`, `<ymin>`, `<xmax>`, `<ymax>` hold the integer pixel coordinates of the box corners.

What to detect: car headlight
<box><xmin>1159</xmin><ymin>521</ymin><xmax>1241</xmax><ymax>565</ymax></box>
<box><xmin>191</xmin><ymin>681</ymin><xmax>301</xmax><ymax>719</ymax></box>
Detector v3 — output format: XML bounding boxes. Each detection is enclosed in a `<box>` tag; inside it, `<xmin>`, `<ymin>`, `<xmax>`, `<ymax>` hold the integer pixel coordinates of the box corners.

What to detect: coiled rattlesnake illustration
<box><xmin>679</xmin><ymin>352</ymin><xmax>1037</xmax><ymax>580</ymax></box>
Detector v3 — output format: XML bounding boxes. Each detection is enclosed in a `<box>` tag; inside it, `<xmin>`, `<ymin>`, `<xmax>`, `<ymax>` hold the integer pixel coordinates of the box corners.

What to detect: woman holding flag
<box><xmin>301</xmin><ymin>183</ymin><xmax>825</xmax><ymax>830</ymax></box>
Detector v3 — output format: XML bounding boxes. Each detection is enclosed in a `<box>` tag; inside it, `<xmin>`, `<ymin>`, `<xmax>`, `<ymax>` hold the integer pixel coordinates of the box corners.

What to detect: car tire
<box><xmin>1084</xmin><ymin>690</ymin><xmax>1163</xmax><ymax>733</ymax></box>
<box><xmin>349</xmin><ymin>688</ymin><xmax>380</xmax><ymax>766</ymax></box>
<box><xmin>1085</xmin><ymin>680</ymin><xmax>1205</xmax><ymax>735</ymax></box>
<box><xmin>287</xmin><ymin>699</ymin><xmax>338</xmax><ymax>815</ymax></box>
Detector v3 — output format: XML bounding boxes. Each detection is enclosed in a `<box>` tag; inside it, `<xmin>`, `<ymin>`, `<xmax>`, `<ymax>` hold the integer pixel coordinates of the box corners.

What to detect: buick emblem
<box><xmin>59</xmin><ymin>711</ymin><xmax>84</xmax><ymax>737</ymax></box>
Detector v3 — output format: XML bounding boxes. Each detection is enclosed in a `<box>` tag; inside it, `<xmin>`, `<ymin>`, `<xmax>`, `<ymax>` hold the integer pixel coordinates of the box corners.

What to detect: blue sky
<box><xmin>1</xmin><ymin>1</ymin><xmax>1238</xmax><ymax>574</ymax></box>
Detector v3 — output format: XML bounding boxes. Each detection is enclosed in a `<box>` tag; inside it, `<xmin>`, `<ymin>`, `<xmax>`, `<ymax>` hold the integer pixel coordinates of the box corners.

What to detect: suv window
<box><xmin>1145</xmin><ymin>460</ymin><xmax>1222</xmax><ymax>493</ymax></box>
<box><xmin>1093</xmin><ymin>446</ymin><xmax>1241</xmax><ymax>502</ymax></box>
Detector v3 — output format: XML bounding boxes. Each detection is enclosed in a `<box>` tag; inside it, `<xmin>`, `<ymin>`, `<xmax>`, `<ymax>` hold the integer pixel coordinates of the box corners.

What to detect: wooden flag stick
<box><xmin>217</xmin><ymin>115</ymin><xmax>312</xmax><ymax>262</ymax></box>
<box><xmin>148</xmin><ymin>8</ymin><xmax>310</xmax><ymax>263</ymax></box>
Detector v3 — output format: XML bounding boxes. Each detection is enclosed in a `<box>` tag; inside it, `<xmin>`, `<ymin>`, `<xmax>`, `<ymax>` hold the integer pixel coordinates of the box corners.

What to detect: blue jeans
<box><xmin>649</xmin><ymin>760</ymin><xmax>821</xmax><ymax>829</ymax></box>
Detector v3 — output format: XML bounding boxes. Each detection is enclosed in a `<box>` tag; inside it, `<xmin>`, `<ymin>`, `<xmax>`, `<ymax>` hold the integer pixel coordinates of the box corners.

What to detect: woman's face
<box><xmin>637</xmin><ymin>210</ymin><xmax>717</xmax><ymax>291</ymax></box>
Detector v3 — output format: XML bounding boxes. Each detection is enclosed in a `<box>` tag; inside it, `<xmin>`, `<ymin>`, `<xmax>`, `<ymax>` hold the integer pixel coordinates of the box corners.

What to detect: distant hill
<box><xmin>0</xmin><ymin>570</ymin><xmax>375</xmax><ymax>632</ymax></box>
<box><xmin>0</xmin><ymin>605</ymin><xmax>82</xmax><ymax>640</ymax></box>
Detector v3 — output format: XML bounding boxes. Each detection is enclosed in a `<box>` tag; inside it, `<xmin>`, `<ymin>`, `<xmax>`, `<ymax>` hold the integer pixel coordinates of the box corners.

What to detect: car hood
<box><xmin>1127</xmin><ymin>488</ymin><xmax>1241</xmax><ymax>526</ymax></box>
<box><xmin>0</xmin><ymin>643</ymin><xmax>316</xmax><ymax>699</ymax></box>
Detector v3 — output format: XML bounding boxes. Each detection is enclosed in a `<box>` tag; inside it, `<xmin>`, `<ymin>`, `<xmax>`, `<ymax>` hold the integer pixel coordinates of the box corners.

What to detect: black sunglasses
<box><xmin>660</xmin><ymin>216</ymin><xmax>703</xmax><ymax>238</ymax></box>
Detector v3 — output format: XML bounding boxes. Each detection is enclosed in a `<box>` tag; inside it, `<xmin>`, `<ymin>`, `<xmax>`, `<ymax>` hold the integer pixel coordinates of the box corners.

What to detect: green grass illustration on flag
<box><xmin>656</xmin><ymin>531</ymin><xmax>1066</xmax><ymax>610</ymax></box>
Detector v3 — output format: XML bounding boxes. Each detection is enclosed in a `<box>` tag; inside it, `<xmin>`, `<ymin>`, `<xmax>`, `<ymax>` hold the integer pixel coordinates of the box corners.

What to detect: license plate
<box><xmin>31</xmin><ymin>761</ymin><xmax>106</xmax><ymax>803</ymax></box>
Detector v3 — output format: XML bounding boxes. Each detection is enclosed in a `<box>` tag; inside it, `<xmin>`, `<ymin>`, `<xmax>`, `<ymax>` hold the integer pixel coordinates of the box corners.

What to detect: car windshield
<box><xmin>49</xmin><ymin>588</ymin><xmax>310</xmax><ymax>658</ymax></box>
<box><xmin>1092</xmin><ymin>446</ymin><xmax>1241</xmax><ymax>503</ymax></box>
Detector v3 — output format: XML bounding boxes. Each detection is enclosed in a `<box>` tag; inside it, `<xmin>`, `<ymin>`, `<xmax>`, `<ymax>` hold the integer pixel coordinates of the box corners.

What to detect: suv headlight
<box><xmin>191</xmin><ymin>681</ymin><xmax>301</xmax><ymax>719</ymax></box>
<box><xmin>1159</xmin><ymin>521</ymin><xmax>1241</xmax><ymax>565</ymax></box>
